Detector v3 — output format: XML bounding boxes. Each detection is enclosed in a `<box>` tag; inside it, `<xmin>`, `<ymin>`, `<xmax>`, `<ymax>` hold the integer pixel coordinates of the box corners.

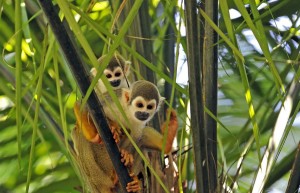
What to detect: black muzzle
<box><xmin>135</xmin><ymin>111</ymin><xmax>149</xmax><ymax>121</ymax></box>
<box><xmin>110</xmin><ymin>79</ymin><xmax>121</xmax><ymax>87</ymax></box>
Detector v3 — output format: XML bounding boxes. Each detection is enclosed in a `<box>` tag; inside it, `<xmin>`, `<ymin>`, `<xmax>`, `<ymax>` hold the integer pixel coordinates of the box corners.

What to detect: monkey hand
<box><xmin>126</xmin><ymin>173</ymin><xmax>141</xmax><ymax>192</ymax></box>
<box><xmin>161</xmin><ymin>109</ymin><xmax>178</xmax><ymax>153</ymax></box>
<box><xmin>120</xmin><ymin>149</ymin><xmax>134</xmax><ymax>167</ymax></box>
<box><xmin>74</xmin><ymin>101</ymin><xmax>102</xmax><ymax>144</ymax></box>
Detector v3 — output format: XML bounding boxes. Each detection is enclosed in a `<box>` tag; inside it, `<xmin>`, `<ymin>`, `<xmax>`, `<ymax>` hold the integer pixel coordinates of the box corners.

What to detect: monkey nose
<box><xmin>110</xmin><ymin>80</ymin><xmax>121</xmax><ymax>87</ymax></box>
<box><xmin>135</xmin><ymin>111</ymin><xmax>149</xmax><ymax>121</ymax></box>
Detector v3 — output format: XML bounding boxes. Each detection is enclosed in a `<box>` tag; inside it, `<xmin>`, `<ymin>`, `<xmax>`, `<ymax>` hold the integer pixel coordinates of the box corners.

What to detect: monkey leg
<box><xmin>73</xmin><ymin>101</ymin><xmax>102</xmax><ymax>144</ymax></box>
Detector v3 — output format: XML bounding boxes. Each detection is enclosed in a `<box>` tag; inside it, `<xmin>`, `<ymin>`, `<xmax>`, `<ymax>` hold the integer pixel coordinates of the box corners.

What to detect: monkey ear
<box><xmin>156</xmin><ymin>97</ymin><xmax>166</xmax><ymax>111</ymax></box>
<box><xmin>122</xmin><ymin>88</ymin><xmax>131</xmax><ymax>104</ymax></box>
<box><xmin>124</xmin><ymin>61</ymin><xmax>131</xmax><ymax>76</ymax></box>
<box><xmin>90</xmin><ymin>67</ymin><xmax>97</xmax><ymax>77</ymax></box>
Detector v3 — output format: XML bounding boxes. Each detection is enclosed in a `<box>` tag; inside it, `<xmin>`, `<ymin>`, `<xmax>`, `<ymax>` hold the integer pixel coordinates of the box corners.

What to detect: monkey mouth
<box><xmin>110</xmin><ymin>80</ymin><xmax>121</xmax><ymax>87</ymax></box>
<box><xmin>135</xmin><ymin>111</ymin><xmax>149</xmax><ymax>121</ymax></box>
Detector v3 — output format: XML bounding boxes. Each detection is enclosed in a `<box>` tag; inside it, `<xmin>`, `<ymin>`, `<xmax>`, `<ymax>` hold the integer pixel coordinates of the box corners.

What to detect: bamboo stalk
<box><xmin>201</xmin><ymin>0</ymin><xmax>218</xmax><ymax>192</ymax></box>
<box><xmin>37</xmin><ymin>0</ymin><xmax>132</xmax><ymax>192</ymax></box>
<box><xmin>184</xmin><ymin>1</ymin><xmax>205</xmax><ymax>192</ymax></box>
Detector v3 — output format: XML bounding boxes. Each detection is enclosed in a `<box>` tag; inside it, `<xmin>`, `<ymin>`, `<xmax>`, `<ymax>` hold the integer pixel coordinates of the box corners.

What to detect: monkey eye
<box><xmin>147</xmin><ymin>105</ymin><xmax>153</xmax><ymax>110</ymax></box>
<box><xmin>106</xmin><ymin>74</ymin><xmax>112</xmax><ymax>78</ymax></box>
<box><xmin>115</xmin><ymin>72</ymin><xmax>122</xmax><ymax>77</ymax></box>
<box><xmin>136</xmin><ymin>102</ymin><xmax>144</xmax><ymax>108</ymax></box>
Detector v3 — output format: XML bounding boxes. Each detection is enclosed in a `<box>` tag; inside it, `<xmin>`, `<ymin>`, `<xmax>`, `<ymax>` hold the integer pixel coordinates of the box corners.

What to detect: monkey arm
<box><xmin>141</xmin><ymin>109</ymin><xmax>178</xmax><ymax>153</ymax></box>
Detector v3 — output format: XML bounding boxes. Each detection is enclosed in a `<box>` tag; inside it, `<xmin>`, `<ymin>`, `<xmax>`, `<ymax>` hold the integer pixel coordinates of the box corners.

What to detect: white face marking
<box><xmin>113</xmin><ymin>68</ymin><xmax>123</xmax><ymax>78</ymax></box>
<box><xmin>104</xmin><ymin>67</ymin><xmax>124</xmax><ymax>80</ymax></box>
<box><xmin>102</xmin><ymin>67</ymin><xmax>126</xmax><ymax>89</ymax></box>
<box><xmin>129</xmin><ymin>96</ymin><xmax>157</xmax><ymax>124</ymax></box>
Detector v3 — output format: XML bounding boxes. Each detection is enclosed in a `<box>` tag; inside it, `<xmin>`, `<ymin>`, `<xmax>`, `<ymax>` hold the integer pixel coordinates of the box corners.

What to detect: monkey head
<box><xmin>91</xmin><ymin>53</ymin><xmax>131</xmax><ymax>93</ymax></box>
<box><xmin>122</xmin><ymin>80</ymin><xmax>164</xmax><ymax>125</ymax></box>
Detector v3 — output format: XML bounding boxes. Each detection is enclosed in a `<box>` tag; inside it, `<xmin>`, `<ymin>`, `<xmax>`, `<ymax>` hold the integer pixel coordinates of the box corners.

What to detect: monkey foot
<box><xmin>120</xmin><ymin>149</ymin><xmax>134</xmax><ymax>167</ymax></box>
<box><xmin>126</xmin><ymin>173</ymin><xmax>141</xmax><ymax>192</ymax></box>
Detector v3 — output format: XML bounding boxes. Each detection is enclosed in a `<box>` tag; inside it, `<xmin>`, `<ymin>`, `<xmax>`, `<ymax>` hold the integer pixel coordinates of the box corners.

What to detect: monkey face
<box><xmin>104</xmin><ymin>67</ymin><xmax>125</xmax><ymax>88</ymax></box>
<box><xmin>130</xmin><ymin>96</ymin><xmax>157</xmax><ymax>123</ymax></box>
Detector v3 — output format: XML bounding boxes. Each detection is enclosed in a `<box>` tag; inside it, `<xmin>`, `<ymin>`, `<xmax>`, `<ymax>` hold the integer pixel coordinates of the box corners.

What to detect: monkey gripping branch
<box><xmin>37</xmin><ymin>0</ymin><xmax>133</xmax><ymax>192</ymax></box>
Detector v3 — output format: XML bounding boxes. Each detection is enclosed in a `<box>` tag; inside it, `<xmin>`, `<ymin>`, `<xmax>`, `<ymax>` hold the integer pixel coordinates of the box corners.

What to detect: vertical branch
<box><xmin>139</xmin><ymin>0</ymin><xmax>155</xmax><ymax>83</ymax></box>
<box><xmin>184</xmin><ymin>1</ymin><xmax>205</xmax><ymax>193</ymax></box>
<box><xmin>163</xmin><ymin>11</ymin><xmax>176</xmax><ymax>110</ymax></box>
<box><xmin>37</xmin><ymin>0</ymin><xmax>132</xmax><ymax>192</ymax></box>
<box><xmin>201</xmin><ymin>0</ymin><xmax>218</xmax><ymax>192</ymax></box>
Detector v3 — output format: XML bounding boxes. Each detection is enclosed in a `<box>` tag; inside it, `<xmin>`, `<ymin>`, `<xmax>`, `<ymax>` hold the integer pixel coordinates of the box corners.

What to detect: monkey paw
<box><xmin>108</xmin><ymin>119</ymin><xmax>122</xmax><ymax>143</ymax></box>
<box><xmin>111</xmin><ymin>127</ymin><xmax>121</xmax><ymax>143</ymax></box>
<box><xmin>120</xmin><ymin>149</ymin><xmax>134</xmax><ymax>167</ymax></box>
<box><xmin>126</xmin><ymin>173</ymin><xmax>141</xmax><ymax>192</ymax></box>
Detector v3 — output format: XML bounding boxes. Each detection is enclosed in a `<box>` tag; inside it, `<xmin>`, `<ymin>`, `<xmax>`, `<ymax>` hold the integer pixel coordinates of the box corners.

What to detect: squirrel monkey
<box><xmin>72</xmin><ymin>80</ymin><xmax>178</xmax><ymax>192</ymax></box>
<box><xmin>75</xmin><ymin>53</ymin><xmax>132</xmax><ymax>143</ymax></box>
